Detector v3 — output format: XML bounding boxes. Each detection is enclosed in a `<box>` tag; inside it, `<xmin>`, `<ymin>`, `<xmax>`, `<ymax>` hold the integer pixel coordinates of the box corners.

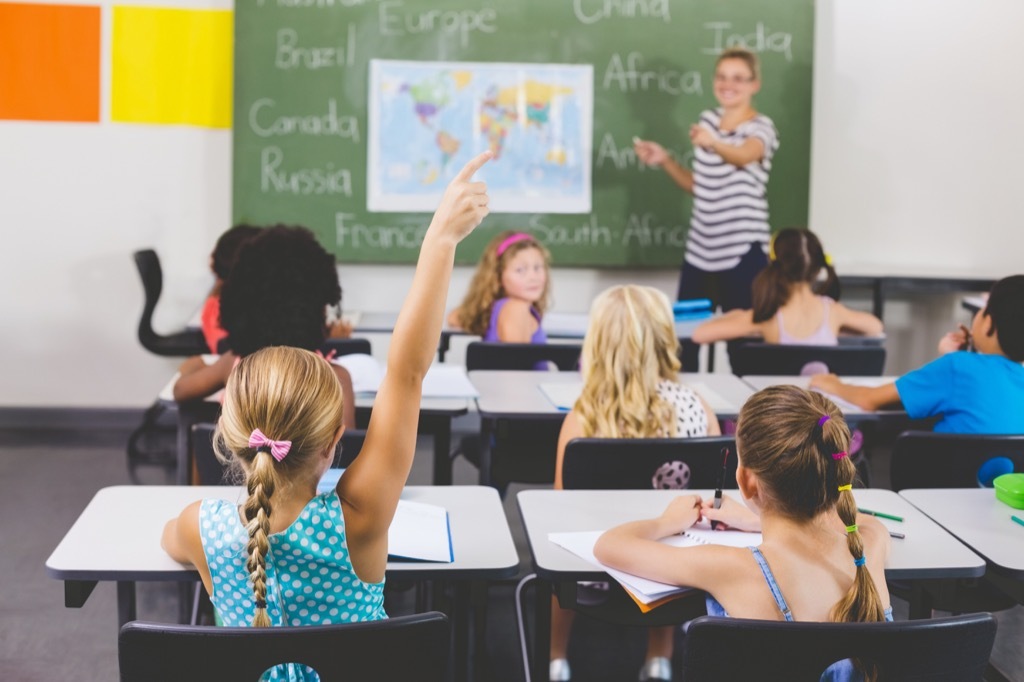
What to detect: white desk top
<box><xmin>541</xmin><ymin>312</ymin><xmax>709</xmax><ymax>341</ymax></box>
<box><xmin>900</xmin><ymin>489</ymin><xmax>1024</xmax><ymax>579</ymax></box>
<box><xmin>47</xmin><ymin>485</ymin><xmax>519</xmax><ymax>583</ymax></box>
<box><xmin>517</xmin><ymin>489</ymin><xmax>984</xmax><ymax>581</ymax></box>
<box><xmin>740</xmin><ymin>375</ymin><xmax>904</xmax><ymax>419</ymax></box>
<box><xmin>961</xmin><ymin>295</ymin><xmax>987</xmax><ymax>313</ymax></box>
<box><xmin>835</xmin><ymin>263</ymin><xmax>1004</xmax><ymax>282</ymax></box>
<box><xmin>470</xmin><ymin>371</ymin><xmax>753</xmax><ymax>419</ymax></box>
<box><xmin>159</xmin><ymin>369</ymin><xmax>471</xmax><ymax>415</ymax></box>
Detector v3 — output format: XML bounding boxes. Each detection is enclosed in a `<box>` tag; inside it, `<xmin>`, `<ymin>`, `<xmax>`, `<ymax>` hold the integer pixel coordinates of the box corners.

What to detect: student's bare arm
<box><xmin>808</xmin><ymin>375</ymin><xmax>902</xmax><ymax>411</ymax></box>
<box><xmin>835</xmin><ymin>303</ymin><xmax>884</xmax><ymax>337</ymax></box>
<box><xmin>496</xmin><ymin>298</ymin><xmax>537</xmax><ymax>342</ymax></box>
<box><xmin>691</xmin><ymin>309</ymin><xmax>759</xmax><ymax>344</ymax></box>
<box><xmin>172</xmin><ymin>353</ymin><xmax>234</xmax><ymax>402</ymax></box>
<box><xmin>553</xmin><ymin>411</ymin><xmax>583</xmax><ymax>490</ymax></box>
<box><xmin>161</xmin><ymin>501</ymin><xmax>212</xmax><ymax>594</ymax></box>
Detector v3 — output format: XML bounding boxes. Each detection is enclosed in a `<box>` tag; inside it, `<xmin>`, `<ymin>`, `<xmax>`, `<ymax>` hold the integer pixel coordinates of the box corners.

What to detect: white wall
<box><xmin>0</xmin><ymin>0</ymin><xmax>1016</xmax><ymax>408</ymax></box>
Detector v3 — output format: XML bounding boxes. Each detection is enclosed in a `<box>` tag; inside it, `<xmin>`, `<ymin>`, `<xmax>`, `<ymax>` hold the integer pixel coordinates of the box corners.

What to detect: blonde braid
<box><xmin>244</xmin><ymin>449</ymin><xmax>276</xmax><ymax>628</ymax></box>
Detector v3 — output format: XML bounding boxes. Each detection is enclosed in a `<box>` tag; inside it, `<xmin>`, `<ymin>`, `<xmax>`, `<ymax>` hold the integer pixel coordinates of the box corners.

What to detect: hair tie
<box><xmin>824</xmin><ymin>253</ymin><xmax>834</xmax><ymax>267</ymax></box>
<box><xmin>254</xmin><ymin>599</ymin><xmax>267</xmax><ymax>609</ymax></box>
<box><xmin>838</xmin><ymin>484</ymin><xmax>852</xmax><ymax>492</ymax></box>
<box><xmin>832</xmin><ymin>451</ymin><xmax>848</xmax><ymax>461</ymax></box>
<box><xmin>854</xmin><ymin>556</ymin><xmax>866</xmax><ymax>567</ymax></box>
<box><xmin>768</xmin><ymin>234</ymin><xmax>777</xmax><ymax>262</ymax></box>
<box><xmin>817</xmin><ymin>415</ymin><xmax>831</xmax><ymax>427</ymax></box>
<box><xmin>248</xmin><ymin>428</ymin><xmax>292</xmax><ymax>462</ymax></box>
<box><xmin>845</xmin><ymin>524</ymin><xmax>858</xmax><ymax>534</ymax></box>
<box><xmin>495</xmin><ymin>232</ymin><xmax>534</xmax><ymax>258</ymax></box>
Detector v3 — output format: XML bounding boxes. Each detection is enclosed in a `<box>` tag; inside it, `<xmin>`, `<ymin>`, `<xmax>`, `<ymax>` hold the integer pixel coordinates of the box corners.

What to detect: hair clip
<box><xmin>817</xmin><ymin>415</ymin><xmax>831</xmax><ymax>427</ymax></box>
<box><xmin>249</xmin><ymin>428</ymin><xmax>292</xmax><ymax>462</ymax></box>
<box><xmin>845</xmin><ymin>524</ymin><xmax>858</xmax><ymax>534</ymax></box>
<box><xmin>832</xmin><ymin>451</ymin><xmax>848</xmax><ymax>460</ymax></box>
<box><xmin>854</xmin><ymin>556</ymin><xmax>866</xmax><ymax>567</ymax></box>
<box><xmin>495</xmin><ymin>232</ymin><xmax>534</xmax><ymax>258</ymax></box>
<box><xmin>838</xmin><ymin>484</ymin><xmax>852</xmax><ymax>492</ymax></box>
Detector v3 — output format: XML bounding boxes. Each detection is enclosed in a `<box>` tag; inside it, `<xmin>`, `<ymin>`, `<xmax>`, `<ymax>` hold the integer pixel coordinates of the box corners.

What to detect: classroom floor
<box><xmin>2</xmin><ymin>420</ymin><xmax>1022</xmax><ymax>682</ymax></box>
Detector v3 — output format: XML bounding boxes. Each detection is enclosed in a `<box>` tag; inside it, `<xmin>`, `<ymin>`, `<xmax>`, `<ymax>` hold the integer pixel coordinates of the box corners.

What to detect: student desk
<box><xmin>158</xmin><ymin>373</ymin><xmax>470</xmax><ymax>486</ymax></box>
<box><xmin>962</xmin><ymin>295</ymin><xmax>987</xmax><ymax>315</ymax></box>
<box><xmin>47</xmin><ymin>485</ymin><xmax>517</xmax><ymax>682</ymax></box>
<box><xmin>517</xmin><ymin>488</ymin><xmax>985</xmax><ymax>682</ymax></box>
<box><xmin>901</xmin><ymin>489</ymin><xmax>1024</xmax><ymax>602</ymax></box>
<box><xmin>740</xmin><ymin>375</ymin><xmax>906</xmax><ymax>420</ymax></box>
<box><xmin>469</xmin><ymin>371</ymin><xmax>755</xmax><ymax>487</ymax></box>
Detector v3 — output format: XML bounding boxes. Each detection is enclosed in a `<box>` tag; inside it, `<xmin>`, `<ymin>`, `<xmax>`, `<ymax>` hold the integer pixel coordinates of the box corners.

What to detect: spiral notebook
<box><xmin>549</xmin><ymin>525</ymin><xmax>761</xmax><ymax>606</ymax></box>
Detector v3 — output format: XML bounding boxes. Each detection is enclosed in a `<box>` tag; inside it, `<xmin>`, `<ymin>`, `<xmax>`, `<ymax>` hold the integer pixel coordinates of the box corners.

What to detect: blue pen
<box><xmin>1011</xmin><ymin>515</ymin><xmax>1024</xmax><ymax>528</ymax></box>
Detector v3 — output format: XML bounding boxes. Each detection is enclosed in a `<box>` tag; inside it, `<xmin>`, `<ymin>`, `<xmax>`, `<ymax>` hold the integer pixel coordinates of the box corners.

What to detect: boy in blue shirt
<box><xmin>810</xmin><ymin>275</ymin><xmax>1024</xmax><ymax>433</ymax></box>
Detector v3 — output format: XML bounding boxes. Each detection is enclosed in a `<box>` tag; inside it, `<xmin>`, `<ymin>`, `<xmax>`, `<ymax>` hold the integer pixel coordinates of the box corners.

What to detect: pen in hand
<box><xmin>710</xmin><ymin>447</ymin><xmax>729</xmax><ymax>530</ymax></box>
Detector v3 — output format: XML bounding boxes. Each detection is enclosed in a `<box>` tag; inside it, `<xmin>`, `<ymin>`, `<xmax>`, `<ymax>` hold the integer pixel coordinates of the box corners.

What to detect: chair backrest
<box><xmin>133</xmin><ymin>249</ymin><xmax>207</xmax><ymax>357</ymax></box>
<box><xmin>679</xmin><ymin>613</ymin><xmax>996</xmax><ymax>682</ymax></box>
<box><xmin>727</xmin><ymin>342</ymin><xmax>886</xmax><ymax>376</ymax></box>
<box><xmin>119</xmin><ymin>612</ymin><xmax>450</xmax><ymax>682</ymax></box>
<box><xmin>466</xmin><ymin>341</ymin><xmax>582</xmax><ymax>371</ymax></box>
<box><xmin>320</xmin><ymin>337</ymin><xmax>372</xmax><ymax>357</ymax></box>
<box><xmin>562</xmin><ymin>437</ymin><xmax>738</xmax><ymax>490</ymax></box>
<box><xmin>890</xmin><ymin>430</ymin><xmax>1024</xmax><ymax>490</ymax></box>
<box><xmin>193</xmin><ymin>423</ymin><xmax>366</xmax><ymax>485</ymax></box>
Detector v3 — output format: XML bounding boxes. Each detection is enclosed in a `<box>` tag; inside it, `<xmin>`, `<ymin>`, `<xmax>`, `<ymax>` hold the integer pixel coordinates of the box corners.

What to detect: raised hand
<box><xmin>428</xmin><ymin>151</ymin><xmax>493</xmax><ymax>243</ymax></box>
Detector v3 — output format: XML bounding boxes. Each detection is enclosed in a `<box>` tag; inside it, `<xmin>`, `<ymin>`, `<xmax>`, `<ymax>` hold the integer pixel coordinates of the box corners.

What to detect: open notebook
<box><xmin>332</xmin><ymin>354</ymin><xmax>478</xmax><ymax>398</ymax></box>
<box><xmin>549</xmin><ymin>525</ymin><xmax>761</xmax><ymax>609</ymax></box>
<box><xmin>317</xmin><ymin>470</ymin><xmax>453</xmax><ymax>563</ymax></box>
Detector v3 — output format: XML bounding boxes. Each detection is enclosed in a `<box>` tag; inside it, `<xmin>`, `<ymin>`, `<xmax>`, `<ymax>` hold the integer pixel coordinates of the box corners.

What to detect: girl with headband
<box><xmin>161</xmin><ymin>152</ymin><xmax>493</xmax><ymax>681</ymax></box>
<box><xmin>596</xmin><ymin>385</ymin><xmax>892</xmax><ymax>681</ymax></box>
<box><xmin>449</xmin><ymin>230</ymin><xmax>551</xmax><ymax>343</ymax></box>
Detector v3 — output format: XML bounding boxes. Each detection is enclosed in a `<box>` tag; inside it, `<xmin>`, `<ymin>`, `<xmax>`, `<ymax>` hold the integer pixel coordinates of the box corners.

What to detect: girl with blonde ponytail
<box><xmin>596</xmin><ymin>385</ymin><xmax>892</xmax><ymax>682</ymax></box>
<box><xmin>161</xmin><ymin>152</ymin><xmax>494</xmax><ymax>681</ymax></box>
<box><xmin>549</xmin><ymin>285</ymin><xmax>721</xmax><ymax>682</ymax></box>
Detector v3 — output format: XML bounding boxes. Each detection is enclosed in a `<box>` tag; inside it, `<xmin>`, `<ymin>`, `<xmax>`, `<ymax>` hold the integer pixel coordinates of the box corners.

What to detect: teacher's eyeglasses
<box><xmin>714</xmin><ymin>75</ymin><xmax>754</xmax><ymax>84</ymax></box>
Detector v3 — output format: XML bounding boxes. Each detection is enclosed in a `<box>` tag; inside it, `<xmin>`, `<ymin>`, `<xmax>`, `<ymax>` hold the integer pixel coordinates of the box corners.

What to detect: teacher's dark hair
<box><xmin>984</xmin><ymin>274</ymin><xmax>1024</xmax><ymax>362</ymax></box>
<box><xmin>752</xmin><ymin>229</ymin><xmax>838</xmax><ymax>323</ymax></box>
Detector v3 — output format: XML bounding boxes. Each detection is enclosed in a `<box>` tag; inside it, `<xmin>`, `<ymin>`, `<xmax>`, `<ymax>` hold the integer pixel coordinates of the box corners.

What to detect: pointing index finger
<box><xmin>455</xmin><ymin>150</ymin><xmax>493</xmax><ymax>182</ymax></box>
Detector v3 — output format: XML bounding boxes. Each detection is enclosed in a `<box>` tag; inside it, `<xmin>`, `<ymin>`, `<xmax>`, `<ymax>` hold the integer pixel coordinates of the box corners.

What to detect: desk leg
<box><xmin>478</xmin><ymin>419</ymin><xmax>493</xmax><ymax>489</ymax></box>
<box><xmin>452</xmin><ymin>582</ymin><xmax>471</xmax><ymax>682</ymax></box>
<box><xmin>533</xmin><ymin>578</ymin><xmax>552</xmax><ymax>682</ymax></box>
<box><xmin>907</xmin><ymin>583</ymin><xmax>933</xmax><ymax>620</ymax></box>
<box><xmin>438</xmin><ymin>332</ymin><xmax>452</xmax><ymax>363</ymax></box>
<box><xmin>428</xmin><ymin>415</ymin><xmax>453</xmax><ymax>486</ymax></box>
<box><xmin>176</xmin><ymin>414</ymin><xmax>190</xmax><ymax>485</ymax></box>
<box><xmin>64</xmin><ymin>580</ymin><xmax>97</xmax><ymax>608</ymax></box>
<box><xmin>117</xmin><ymin>581</ymin><xmax>137</xmax><ymax>628</ymax></box>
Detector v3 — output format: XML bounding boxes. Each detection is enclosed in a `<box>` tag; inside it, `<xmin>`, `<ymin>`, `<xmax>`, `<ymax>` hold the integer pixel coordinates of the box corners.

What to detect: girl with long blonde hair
<box><xmin>160</xmin><ymin>152</ymin><xmax>493</xmax><ymax>681</ymax></box>
<box><xmin>596</xmin><ymin>385</ymin><xmax>892</xmax><ymax>681</ymax></box>
<box><xmin>550</xmin><ymin>285</ymin><xmax>721</xmax><ymax>682</ymax></box>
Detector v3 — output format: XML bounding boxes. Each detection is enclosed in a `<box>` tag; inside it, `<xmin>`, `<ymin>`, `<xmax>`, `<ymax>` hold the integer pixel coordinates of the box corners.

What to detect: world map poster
<box><xmin>367</xmin><ymin>60</ymin><xmax>593</xmax><ymax>214</ymax></box>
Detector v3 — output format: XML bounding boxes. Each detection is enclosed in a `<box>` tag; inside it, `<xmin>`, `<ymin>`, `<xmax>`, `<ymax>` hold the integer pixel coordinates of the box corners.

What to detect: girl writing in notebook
<box><xmin>596</xmin><ymin>385</ymin><xmax>892</xmax><ymax>681</ymax></box>
<box><xmin>173</xmin><ymin>225</ymin><xmax>357</xmax><ymax>428</ymax></box>
<box><xmin>161</xmin><ymin>153</ymin><xmax>492</xmax><ymax>681</ymax></box>
<box><xmin>448</xmin><ymin>230</ymin><xmax>551</xmax><ymax>343</ymax></box>
<box><xmin>690</xmin><ymin>228</ymin><xmax>883</xmax><ymax>346</ymax></box>
<box><xmin>550</xmin><ymin>285</ymin><xmax>721</xmax><ymax>682</ymax></box>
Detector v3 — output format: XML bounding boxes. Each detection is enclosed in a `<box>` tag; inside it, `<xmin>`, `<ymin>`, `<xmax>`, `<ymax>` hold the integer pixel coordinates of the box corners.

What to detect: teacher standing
<box><xmin>635</xmin><ymin>47</ymin><xmax>779</xmax><ymax>319</ymax></box>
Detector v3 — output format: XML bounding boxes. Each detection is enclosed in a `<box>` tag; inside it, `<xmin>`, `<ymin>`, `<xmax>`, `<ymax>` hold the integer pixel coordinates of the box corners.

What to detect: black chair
<box><xmin>562</xmin><ymin>436</ymin><xmax>739</xmax><ymax>490</ymax></box>
<box><xmin>192</xmin><ymin>423</ymin><xmax>367</xmax><ymax>485</ymax></box>
<box><xmin>890</xmin><ymin>430</ymin><xmax>1024</xmax><ymax>491</ymax></box>
<box><xmin>727</xmin><ymin>342</ymin><xmax>886</xmax><ymax>376</ymax></box>
<box><xmin>461</xmin><ymin>342</ymin><xmax>583</xmax><ymax>490</ymax></box>
<box><xmin>466</xmin><ymin>341</ymin><xmax>582</xmax><ymax>371</ymax></box>
<box><xmin>679</xmin><ymin>612</ymin><xmax>997</xmax><ymax>682</ymax></box>
<box><xmin>119</xmin><ymin>612</ymin><xmax>450</xmax><ymax>682</ymax></box>
<box><xmin>321</xmin><ymin>337</ymin><xmax>372</xmax><ymax>357</ymax></box>
<box><xmin>133</xmin><ymin>249</ymin><xmax>207</xmax><ymax>357</ymax></box>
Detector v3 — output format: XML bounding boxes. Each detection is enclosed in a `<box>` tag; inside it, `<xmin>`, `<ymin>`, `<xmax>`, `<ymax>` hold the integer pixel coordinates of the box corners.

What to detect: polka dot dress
<box><xmin>199</xmin><ymin>491</ymin><xmax>386</xmax><ymax>681</ymax></box>
<box><xmin>655</xmin><ymin>379</ymin><xmax>710</xmax><ymax>438</ymax></box>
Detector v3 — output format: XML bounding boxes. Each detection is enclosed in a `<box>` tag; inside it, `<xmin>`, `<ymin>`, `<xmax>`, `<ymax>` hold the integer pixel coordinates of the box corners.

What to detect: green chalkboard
<box><xmin>233</xmin><ymin>0</ymin><xmax>813</xmax><ymax>267</ymax></box>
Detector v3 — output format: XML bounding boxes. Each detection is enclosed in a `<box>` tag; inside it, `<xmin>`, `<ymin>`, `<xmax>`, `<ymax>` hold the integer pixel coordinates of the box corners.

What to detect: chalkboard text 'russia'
<box><xmin>261</xmin><ymin>147</ymin><xmax>353</xmax><ymax>196</ymax></box>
